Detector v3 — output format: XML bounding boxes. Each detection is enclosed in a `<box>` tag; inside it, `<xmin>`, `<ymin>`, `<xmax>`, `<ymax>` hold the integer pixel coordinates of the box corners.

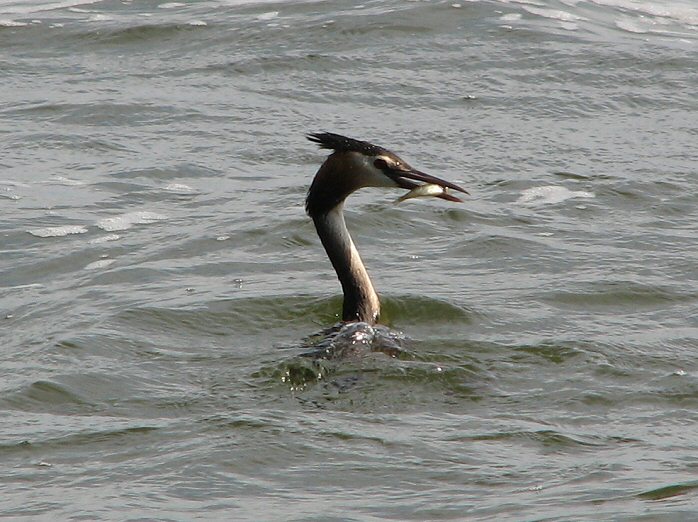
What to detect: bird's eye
<box><xmin>374</xmin><ymin>158</ymin><xmax>388</xmax><ymax>170</ymax></box>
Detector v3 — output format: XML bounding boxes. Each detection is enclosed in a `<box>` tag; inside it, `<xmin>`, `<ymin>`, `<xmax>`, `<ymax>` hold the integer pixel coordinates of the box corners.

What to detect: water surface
<box><xmin>1</xmin><ymin>0</ymin><xmax>697</xmax><ymax>519</ymax></box>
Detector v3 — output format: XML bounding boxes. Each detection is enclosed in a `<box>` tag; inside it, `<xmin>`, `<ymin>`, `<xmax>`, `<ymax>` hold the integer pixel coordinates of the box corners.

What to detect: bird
<box><xmin>306</xmin><ymin>132</ymin><xmax>468</xmax><ymax>326</ymax></box>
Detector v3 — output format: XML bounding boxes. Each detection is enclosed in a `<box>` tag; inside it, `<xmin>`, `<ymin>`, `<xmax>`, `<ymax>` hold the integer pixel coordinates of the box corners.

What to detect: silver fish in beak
<box><xmin>382</xmin><ymin>164</ymin><xmax>468</xmax><ymax>203</ymax></box>
<box><xmin>395</xmin><ymin>183</ymin><xmax>453</xmax><ymax>203</ymax></box>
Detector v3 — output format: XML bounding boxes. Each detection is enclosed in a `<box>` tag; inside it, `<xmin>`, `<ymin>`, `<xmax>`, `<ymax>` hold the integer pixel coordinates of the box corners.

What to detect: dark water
<box><xmin>2</xmin><ymin>0</ymin><xmax>697</xmax><ymax>519</ymax></box>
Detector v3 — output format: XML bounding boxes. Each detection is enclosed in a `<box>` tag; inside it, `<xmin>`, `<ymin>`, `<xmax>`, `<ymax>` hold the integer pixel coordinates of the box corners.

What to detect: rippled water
<box><xmin>2</xmin><ymin>0</ymin><xmax>697</xmax><ymax>519</ymax></box>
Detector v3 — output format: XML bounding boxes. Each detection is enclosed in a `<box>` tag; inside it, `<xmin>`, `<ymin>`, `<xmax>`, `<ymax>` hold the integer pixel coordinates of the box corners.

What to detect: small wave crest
<box><xmin>28</xmin><ymin>225</ymin><xmax>88</xmax><ymax>238</ymax></box>
<box><xmin>84</xmin><ymin>259</ymin><xmax>115</xmax><ymax>270</ymax></box>
<box><xmin>516</xmin><ymin>186</ymin><xmax>594</xmax><ymax>206</ymax></box>
<box><xmin>96</xmin><ymin>211</ymin><xmax>167</xmax><ymax>232</ymax></box>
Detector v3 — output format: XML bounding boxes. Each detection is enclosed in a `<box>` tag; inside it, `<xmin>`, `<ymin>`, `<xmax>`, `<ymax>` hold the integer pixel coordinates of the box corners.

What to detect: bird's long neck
<box><xmin>312</xmin><ymin>203</ymin><xmax>380</xmax><ymax>324</ymax></box>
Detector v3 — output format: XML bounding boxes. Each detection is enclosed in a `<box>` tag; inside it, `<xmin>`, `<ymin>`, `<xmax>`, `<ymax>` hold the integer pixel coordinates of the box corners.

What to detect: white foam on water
<box><xmin>521</xmin><ymin>5</ymin><xmax>585</xmax><ymax>22</ymax></box>
<box><xmin>88</xmin><ymin>234</ymin><xmax>121</xmax><ymax>244</ymax></box>
<box><xmin>1</xmin><ymin>188</ymin><xmax>21</xmax><ymax>200</ymax></box>
<box><xmin>96</xmin><ymin>211</ymin><xmax>168</xmax><ymax>232</ymax></box>
<box><xmin>593</xmin><ymin>0</ymin><xmax>698</xmax><ymax>27</ymax></box>
<box><xmin>164</xmin><ymin>183</ymin><xmax>197</xmax><ymax>194</ymax></box>
<box><xmin>559</xmin><ymin>21</ymin><xmax>579</xmax><ymax>30</ymax></box>
<box><xmin>503</xmin><ymin>0</ymin><xmax>697</xmax><ymax>34</ymax></box>
<box><xmin>84</xmin><ymin>259</ymin><xmax>116</xmax><ymax>270</ymax></box>
<box><xmin>43</xmin><ymin>176</ymin><xmax>85</xmax><ymax>186</ymax></box>
<box><xmin>0</xmin><ymin>0</ymin><xmax>102</xmax><ymax>16</ymax></box>
<box><xmin>28</xmin><ymin>225</ymin><xmax>88</xmax><ymax>238</ymax></box>
<box><xmin>256</xmin><ymin>11</ymin><xmax>278</xmax><ymax>21</ymax></box>
<box><xmin>516</xmin><ymin>186</ymin><xmax>595</xmax><ymax>206</ymax></box>
<box><xmin>0</xmin><ymin>180</ymin><xmax>30</xmax><ymax>188</ymax></box>
<box><xmin>86</xmin><ymin>13</ymin><xmax>112</xmax><ymax>22</ymax></box>
<box><xmin>8</xmin><ymin>283</ymin><xmax>44</xmax><ymax>290</ymax></box>
<box><xmin>158</xmin><ymin>2</ymin><xmax>185</xmax><ymax>8</ymax></box>
<box><xmin>614</xmin><ymin>17</ymin><xmax>664</xmax><ymax>34</ymax></box>
<box><xmin>501</xmin><ymin>0</ymin><xmax>547</xmax><ymax>7</ymax></box>
<box><xmin>0</xmin><ymin>19</ymin><xmax>28</xmax><ymax>26</ymax></box>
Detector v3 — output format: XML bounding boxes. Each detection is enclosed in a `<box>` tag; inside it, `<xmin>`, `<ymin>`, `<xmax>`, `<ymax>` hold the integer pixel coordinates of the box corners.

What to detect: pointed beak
<box><xmin>386</xmin><ymin>167</ymin><xmax>469</xmax><ymax>202</ymax></box>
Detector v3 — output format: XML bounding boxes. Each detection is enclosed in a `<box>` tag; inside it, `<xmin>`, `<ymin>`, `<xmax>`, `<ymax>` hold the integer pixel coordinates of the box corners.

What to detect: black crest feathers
<box><xmin>307</xmin><ymin>132</ymin><xmax>386</xmax><ymax>156</ymax></box>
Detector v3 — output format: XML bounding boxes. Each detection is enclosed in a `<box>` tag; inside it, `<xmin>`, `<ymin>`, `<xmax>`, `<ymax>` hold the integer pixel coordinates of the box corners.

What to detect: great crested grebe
<box><xmin>306</xmin><ymin>132</ymin><xmax>468</xmax><ymax>325</ymax></box>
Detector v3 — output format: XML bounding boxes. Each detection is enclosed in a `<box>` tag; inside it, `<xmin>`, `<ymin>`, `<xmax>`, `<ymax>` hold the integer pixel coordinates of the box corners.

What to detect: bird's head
<box><xmin>305</xmin><ymin>132</ymin><xmax>468</xmax><ymax>216</ymax></box>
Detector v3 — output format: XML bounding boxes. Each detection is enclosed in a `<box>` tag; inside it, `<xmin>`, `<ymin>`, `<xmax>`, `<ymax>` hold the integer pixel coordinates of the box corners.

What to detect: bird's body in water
<box><xmin>305</xmin><ymin>133</ymin><xmax>468</xmax><ymax>336</ymax></box>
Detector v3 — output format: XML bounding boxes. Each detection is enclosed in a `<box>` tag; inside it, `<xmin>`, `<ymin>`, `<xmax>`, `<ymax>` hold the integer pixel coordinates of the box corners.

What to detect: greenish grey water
<box><xmin>1</xmin><ymin>0</ymin><xmax>697</xmax><ymax>520</ymax></box>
